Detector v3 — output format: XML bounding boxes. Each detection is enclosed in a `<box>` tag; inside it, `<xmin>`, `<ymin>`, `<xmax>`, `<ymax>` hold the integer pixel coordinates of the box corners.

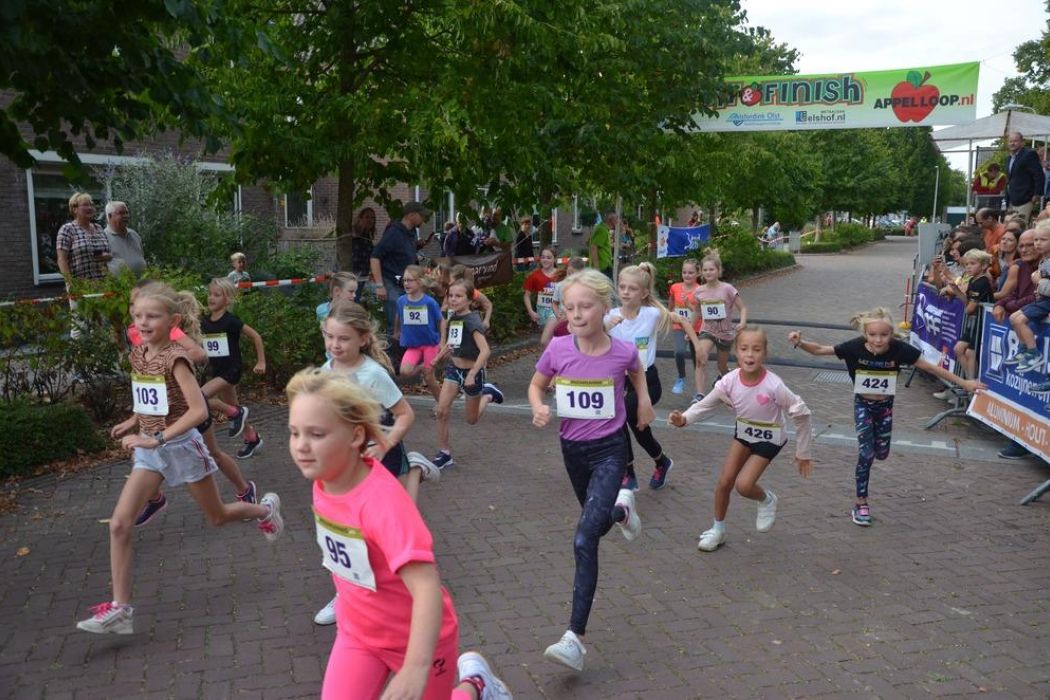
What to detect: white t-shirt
<box><xmin>321</xmin><ymin>356</ymin><xmax>402</xmax><ymax>410</ymax></box>
<box><xmin>605</xmin><ymin>305</ymin><xmax>661</xmax><ymax>369</ymax></box>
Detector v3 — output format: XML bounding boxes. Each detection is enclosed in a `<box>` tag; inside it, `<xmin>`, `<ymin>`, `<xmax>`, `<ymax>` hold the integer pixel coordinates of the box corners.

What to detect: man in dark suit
<box><xmin>1005</xmin><ymin>130</ymin><xmax>1045</xmax><ymax>224</ymax></box>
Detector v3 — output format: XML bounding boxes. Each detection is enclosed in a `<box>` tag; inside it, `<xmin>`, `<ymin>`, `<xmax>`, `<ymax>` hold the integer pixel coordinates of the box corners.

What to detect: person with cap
<box><xmin>370</xmin><ymin>201</ymin><xmax>433</xmax><ymax>335</ymax></box>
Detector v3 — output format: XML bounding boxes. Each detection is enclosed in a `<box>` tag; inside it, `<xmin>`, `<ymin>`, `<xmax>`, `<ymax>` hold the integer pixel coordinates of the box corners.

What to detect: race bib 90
<box><xmin>131</xmin><ymin>373</ymin><xmax>169</xmax><ymax>416</ymax></box>
<box><xmin>700</xmin><ymin>300</ymin><xmax>726</xmax><ymax>320</ymax></box>
<box><xmin>555</xmin><ymin>378</ymin><xmax>615</xmax><ymax>419</ymax></box>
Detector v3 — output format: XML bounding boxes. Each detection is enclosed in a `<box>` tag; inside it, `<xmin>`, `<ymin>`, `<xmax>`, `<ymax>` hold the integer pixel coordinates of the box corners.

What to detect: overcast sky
<box><xmin>742</xmin><ymin>0</ymin><xmax>1049</xmax><ymax>170</ymax></box>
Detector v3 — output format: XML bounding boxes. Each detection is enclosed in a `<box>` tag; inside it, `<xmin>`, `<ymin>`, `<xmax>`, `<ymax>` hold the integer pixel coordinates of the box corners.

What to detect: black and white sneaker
<box><xmin>237</xmin><ymin>435</ymin><xmax>263</xmax><ymax>459</ymax></box>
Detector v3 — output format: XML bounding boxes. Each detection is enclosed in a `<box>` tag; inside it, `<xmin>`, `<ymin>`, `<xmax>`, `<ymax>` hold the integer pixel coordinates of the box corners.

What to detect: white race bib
<box><xmin>403</xmin><ymin>305</ymin><xmax>428</xmax><ymax>326</ymax></box>
<box><xmin>202</xmin><ymin>333</ymin><xmax>230</xmax><ymax>358</ymax></box>
<box><xmin>700</xmin><ymin>300</ymin><xmax>726</xmax><ymax>320</ymax></box>
<box><xmin>131</xmin><ymin>373</ymin><xmax>169</xmax><ymax>416</ymax></box>
<box><xmin>736</xmin><ymin>417</ymin><xmax>782</xmax><ymax>444</ymax></box>
<box><xmin>854</xmin><ymin>370</ymin><xmax>897</xmax><ymax>396</ymax></box>
<box><xmin>446</xmin><ymin>320</ymin><xmax>464</xmax><ymax>348</ymax></box>
<box><xmin>555</xmin><ymin>378</ymin><xmax>615</xmax><ymax>419</ymax></box>
<box><xmin>674</xmin><ymin>307</ymin><xmax>694</xmax><ymax>324</ymax></box>
<box><xmin>538</xmin><ymin>292</ymin><xmax>554</xmax><ymax>308</ymax></box>
<box><xmin>315</xmin><ymin>512</ymin><xmax>376</xmax><ymax>591</ymax></box>
<box><xmin>635</xmin><ymin>337</ymin><xmax>650</xmax><ymax>367</ymax></box>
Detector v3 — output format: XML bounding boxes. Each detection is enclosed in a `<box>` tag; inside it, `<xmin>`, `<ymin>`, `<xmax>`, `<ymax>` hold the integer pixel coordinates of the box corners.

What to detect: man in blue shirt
<box><xmin>370</xmin><ymin>201</ymin><xmax>432</xmax><ymax>333</ymax></box>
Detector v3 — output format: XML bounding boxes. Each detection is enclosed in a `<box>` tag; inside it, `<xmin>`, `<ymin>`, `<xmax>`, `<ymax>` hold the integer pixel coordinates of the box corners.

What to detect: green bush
<box><xmin>233</xmin><ymin>285</ymin><xmax>329</xmax><ymax>387</ymax></box>
<box><xmin>823</xmin><ymin>222</ymin><xmax>880</xmax><ymax>248</ymax></box>
<box><xmin>802</xmin><ymin>241</ymin><xmax>843</xmax><ymax>253</ymax></box>
<box><xmin>483</xmin><ymin>272</ymin><xmax>533</xmax><ymax>344</ymax></box>
<box><xmin>0</xmin><ymin>401</ymin><xmax>105</xmax><ymax>478</ymax></box>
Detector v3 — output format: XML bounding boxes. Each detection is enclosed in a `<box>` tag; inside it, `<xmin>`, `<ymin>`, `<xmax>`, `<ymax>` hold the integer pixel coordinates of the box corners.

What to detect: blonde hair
<box><xmin>230</xmin><ymin>252</ymin><xmax>247</xmax><ymax>264</ymax></box>
<box><xmin>734</xmin><ymin>325</ymin><xmax>768</xmax><ymax>351</ymax></box>
<box><xmin>286</xmin><ymin>367</ymin><xmax>387</xmax><ymax>452</ymax></box>
<box><xmin>681</xmin><ymin>258</ymin><xmax>700</xmax><ymax>274</ymax></box>
<box><xmin>618</xmin><ymin>262</ymin><xmax>672</xmax><ymax>334</ymax></box>
<box><xmin>403</xmin><ymin>264</ymin><xmax>437</xmax><ymax>293</ymax></box>
<box><xmin>561</xmin><ymin>269</ymin><xmax>615</xmax><ymax>311</ymax></box>
<box><xmin>325</xmin><ymin>300</ymin><xmax>395</xmax><ymax>374</ymax></box>
<box><xmin>961</xmin><ymin>249</ymin><xmax>993</xmax><ymax>267</ymax></box>
<box><xmin>209</xmin><ymin>277</ymin><xmax>238</xmax><ymax>307</ymax></box>
<box><xmin>447</xmin><ymin>277</ymin><xmax>475</xmax><ymax>302</ymax></box>
<box><xmin>329</xmin><ymin>271</ymin><xmax>358</xmax><ymax>294</ymax></box>
<box><xmin>700</xmin><ymin>253</ymin><xmax>723</xmax><ymax>275</ymax></box>
<box><xmin>68</xmin><ymin>192</ymin><xmax>93</xmax><ymax>216</ymax></box>
<box><xmin>136</xmin><ymin>281</ymin><xmax>203</xmax><ymax>341</ymax></box>
<box><xmin>849</xmin><ymin>306</ymin><xmax>895</xmax><ymax>333</ymax></box>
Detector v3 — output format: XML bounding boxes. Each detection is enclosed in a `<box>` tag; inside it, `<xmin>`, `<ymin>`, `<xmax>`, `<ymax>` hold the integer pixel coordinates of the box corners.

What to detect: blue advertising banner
<box><xmin>656</xmin><ymin>224</ymin><xmax>710</xmax><ymax>259</ymax></box>
<box><xmin>908</xmin><ymin>282</ymin><xmax>965</xmax><ymax>374</ymax></box>
<box><xmin>967</xmin><ymin>305</ymin><xmax>1050</xmax><ymax>462</ymax></box>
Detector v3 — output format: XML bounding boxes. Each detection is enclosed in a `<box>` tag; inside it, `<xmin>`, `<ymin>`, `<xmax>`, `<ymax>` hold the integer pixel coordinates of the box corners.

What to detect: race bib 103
<box><xmin>131</xmin><ymin>373</ymin><xmax>169</xmax><ymax>416</ymax></box>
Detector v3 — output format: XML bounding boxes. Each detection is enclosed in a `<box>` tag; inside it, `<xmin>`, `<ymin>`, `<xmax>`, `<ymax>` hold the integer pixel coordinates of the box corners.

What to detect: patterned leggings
<box><xmin>853</xmin><ymin>395</ymin><xmax>894</xmax><ymax>499</ymax></box>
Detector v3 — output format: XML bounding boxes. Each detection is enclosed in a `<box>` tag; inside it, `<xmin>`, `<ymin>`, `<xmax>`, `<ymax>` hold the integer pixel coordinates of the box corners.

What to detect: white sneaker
<box><xmin>457</xmin><ymin>651</ymin><xmax>513</xmax><ymax>699</ymax></box>
<box><xmin>76</xmin><ymin>602</ymin><xmax>134</xmax><ymax>634</ymax></box>
<box><xmin>544</xmin><ymin>630</ymin><xmax>586</xmax><ymax>671</ymax></box>
<box><xmin>756</xmin><ymin>490</ymin><xmax>777</xmax><ymax>532</ymax></box>
<box><xmin>697</xmin><ymin>527</ymin><xmax>726</xmax><ymax>552</ymax></box>
<box><xmin>407</xmin><ymin>451</ymin><xmax>441</xmax><ymax>483</ymax></box>
<box><xmin>257</xmin><ymin>493</ymin><xmax>284</xmax><ymax>542</ymax></box>
<box><xmin>932</xmin><ymin>388</ymin><xmax>953</xmax><ymax>401</ymax></box>
<box><xmin>614</xmin><ymin>488</ymin><xmax>641</xmax><ymax>541</ymax></box>
<box><xmin>313</xmin><ymin>595</ymin><xmax>337</xmax><ymax>626</ymax></box>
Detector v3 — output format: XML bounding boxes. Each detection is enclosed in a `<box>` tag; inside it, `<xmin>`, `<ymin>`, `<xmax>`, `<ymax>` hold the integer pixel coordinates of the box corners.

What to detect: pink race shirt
<box><xmin>535</xmin><ymin>334</ymin><xmax>639</xmax><ymax>442</ymax></box>
<box><xmin>694</xmin><ymin>281</ymin><xmax>739</xmax><ymax>341</ymax></box>
<box><xmin>126</xmin><ymin>324</ymin><xmax>186</xmax><ymax>347</ymax></box>
<box><xmin>312</xmin><ymin>459</ymin><xmax>458</xmax><ymax>651</ymax></box>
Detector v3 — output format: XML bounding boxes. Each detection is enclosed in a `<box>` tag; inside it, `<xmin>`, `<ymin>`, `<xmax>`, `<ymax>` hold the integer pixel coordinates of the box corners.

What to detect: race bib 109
<box><xmin>314</xmin><ymin>512</ymin><xmax>376</xmax><ymax>591</ymax></box>
<box><xmin>555</xmin><ymin>378</ymin><xmax>615</xmax><ymax>419</ymax></box>
<box><xmin>131</xmin><ymin>373</ymin><xmax>169</xmax><ymax>416</ymax></box>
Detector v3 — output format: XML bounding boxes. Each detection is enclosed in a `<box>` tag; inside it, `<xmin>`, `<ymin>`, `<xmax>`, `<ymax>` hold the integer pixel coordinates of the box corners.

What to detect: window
<box><xmin>284</xmin><ymin>190</ymin><xmax>312</xmax><ymax>227</ymax></box>
<box><xmin>27</xmin><ymin>168</ymin><xmax>106</xmax><ymax>283</ymax></box>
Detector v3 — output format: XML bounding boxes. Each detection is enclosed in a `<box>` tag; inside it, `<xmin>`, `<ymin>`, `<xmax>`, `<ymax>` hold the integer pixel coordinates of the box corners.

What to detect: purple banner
<box><xmin>908</xmin><ymin>282</ymin><xmax>965</xmax><ymax>373</ymax></box>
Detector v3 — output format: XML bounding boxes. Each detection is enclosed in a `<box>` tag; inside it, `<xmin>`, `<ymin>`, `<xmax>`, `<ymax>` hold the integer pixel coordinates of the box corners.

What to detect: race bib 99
<box><xmin>202</xmin><ymin>333</ymin><xmax>230</xmax><ymax>358</ymax></box>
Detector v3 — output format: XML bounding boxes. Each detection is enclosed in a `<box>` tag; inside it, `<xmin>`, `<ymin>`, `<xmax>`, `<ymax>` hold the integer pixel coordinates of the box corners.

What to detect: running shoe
<box><xmin>482</xmin><ymin>383</ymin><xmax>504</xmax><ymax>404</ymax></box>
<box><xmin>649</xmin><ymin>456</ymin><xmax>673</xmax><ymax>490</ymax></box>
<box><xmin>314</xmin><ymin>595</ymin><xmax>337</xmax><ymax>626</ymax></box>
<box><xmin>697</xmin><ymin>527</ymin><xmax>726</xmax><ymax>552</ymax></box>
<box><xmin>134</xmin><ymin>492</ymin><xmax>167</xmax><ymax>528</ymax></box>
<box><xmin>457</xmin><ymin>651</ymin><xmax>514</xmax><ymax>699</ymax></box>
<box><xmin>544</xmin><ymin>630</ymin><xmax>586</xmax><ymax>672</ymax></box>
<box><xmin>236</xmin><ymin>480</ymin><xmax>257</xmax><ymax>504</ymax></box>
<box><xmin>258</xmin><ymin>493</ymin><xmax>284</xmax><ymax>542</ymax></box>
<box><xmin>614</xmin><ymin>488</ymin><xmax>641</xmax><ymax>541</ymax></box>
<box><xmin>998</xmin><ymin>442</ymin><xmax>1030</xmax><ymax>460</ymax></box>
<box><xmin>692</xmin><ymin>392</ymin><xmax>705</xmax><ymax>404</ymax></box>
<box><xmin>932</xmin><ymin>388</ymin><xmax>954</xmax><ymax>401</ymax></box>
<box><xmin>76</xmin><ymin>602</ymin><xmax>133</xmax><ymax>635</ymax></box>
<box><xmin>671</xmin><ymin>377</ymin><xmax>686</xmax><ymax>394</ymax></box>
<box><xmin>228</xmin><ymin>406</ymin><xmax>249</xmax><ymax>438</ymax></box>
<box><xmin>407</xmin><ymin>452</ymin><xmax>441</xmax><ymax>482</ymax></box>
<box><xmin>851</xmin><ymin>502</ymin><xmax>872</xmax><ymax>526</ymax></box>
<box><xmin>621</xmin><ymin>472</ymin><xmax>639</xmax><ymax>491</ymax></box>
<box><xmin>237</xmin><ymin>435</ymin><xmax>263</xmax><ymax>459</ymax></box>
<box><xmin>433</xmin><ymin>451</ymin><xmax>455</xmax><ymax>470</ymax></box>
<box><xmin>1017</xmin><ymin>352</ymin><xmax>1045</xmax><ymax>374</ymax></box>
<box><xmin>1004</xmin><ymin>348</ymin><xmax>1036</xmax><ymax>365</ymax></box>
<box><xmin>756</xmin><ymin>490</ymin><xmax>777</xmax><ymax>532</ymax></box>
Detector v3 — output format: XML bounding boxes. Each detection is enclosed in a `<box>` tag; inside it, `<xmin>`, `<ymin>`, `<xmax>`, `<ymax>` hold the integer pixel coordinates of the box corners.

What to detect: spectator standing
<box><xmin>481</xmin><ymin>208</ymin><xmax>514</xmax><ymax>254</ymax></box>
<box><xmin>56</xmin><ymin>193</ymin><xmax>110</xmax><ymax>337</ymax></box>
<box><xmin>370</xmin><ymin>201</ymin><xmax>432</xmax><ymax>334</ymax></box>
<box><xmin>1004</xmin><ymin>131</ymin><xmax>1045</xmax><ymax>224</ymax></box>
<box><xmin>227</xmin><ymin>252</ymin><xmax>251</xmax><ymax>285</ymax></box>
<box><xmin>349</xmin><ymin>207</ymin><xmax>376</xmax><ymax>302</ymax></box>
<box><xmin>588</xmin><ymin>212</ymin><xmax>615</xmax><ymax>279</ymax></box>
<box><xmin>104</xmin><ymin>201</ymin><xmax>146</xmax><ymax>277</ymax></box>
<box><xmin>513</xmin><ymin>216</ymin><xmax>534</xmax><ymax>271</ymax></box>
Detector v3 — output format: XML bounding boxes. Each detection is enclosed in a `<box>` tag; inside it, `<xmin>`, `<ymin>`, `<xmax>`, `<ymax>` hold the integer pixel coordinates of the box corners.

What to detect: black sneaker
<box><xmin>237</xmin><ymin>480</ymin><xmax>258</xmax><ymax>504</ymax></box>
<box><xmin>134</xmin><ymin>492</ymin><xmax>167</xmax><ymax>527</ymax></box>
<box><xmin>432</xmin><ymin>451</ymin><xmax>455</xmax><ymax>470</ymax></box>
<box><xmin>997</xmin><ymin>442</ymin><xmax>1030</xmax><ymax>460</ymax></box>
<box><xmin>228</xmin><ymin>406</ymin><xmax>249</xmax><ymax>438</ymax></box>
<box><xmin>482</xmin><ymin>383</ymin><xmax>504</xmax><ymax>404</ymax></box>
<box><xmin>649</xmin><ymin>456</ymin><xmax>673</xmax><ymax>490</ymax></box>
<box><xmin>237</xmin><ymin>435</ymin><xmax>263</xmax><ymax>459</ymax></box>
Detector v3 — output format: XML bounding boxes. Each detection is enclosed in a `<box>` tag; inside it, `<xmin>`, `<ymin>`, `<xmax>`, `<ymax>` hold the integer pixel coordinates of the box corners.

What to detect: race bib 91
<box><xmin>674</xmin><ymin>307</ymin><xmax>694</xmax><ymax>323</ymax></box>
<box><xmin>446</xmin><ymin>320</ymin><xmax>464</xmax><ymax>348</ymax></box>
<box><xmin>315</xmin><ymin>512</ymin><xmax>376</xmax><ymax>591</ymax></box>
<box><xmin>202</xmin><ymin>333</ymin><xmax>230</xmax><ymax>358</ymax></box>
<box><xmin>555</xmin><ymin>378</ymin><xmax>615</xmax><ymax>419</ymax></box>
<box><xmin>404</xmin><ymin>305</ymin><xmax>428</xmax><ymax>326</ymax></box>
<box><xmin>854</xmin><ymin>370</ymin><xmax>897</xmax><ymax>396</ymax></box>
<box><xmin>131</xmin><ymin>373</ymin><xmax>169</xmax><ymax>416</ymax></box>
<box><xmin>700</xmin><ymin>300</ymin><xmax>726</xmax><ymax>320</ymax></box>
<box><xmin>735</xmin><ymin>417</ymin><xmax>782</xmax><ymax>444</ymax></box>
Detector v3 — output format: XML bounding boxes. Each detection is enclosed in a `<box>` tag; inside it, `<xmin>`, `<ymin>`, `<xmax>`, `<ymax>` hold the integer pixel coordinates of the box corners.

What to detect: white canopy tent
<box><xmin>932</xmin><ymin>109</ymin><xmax>1050</xmax><ymax>216</ymax></box>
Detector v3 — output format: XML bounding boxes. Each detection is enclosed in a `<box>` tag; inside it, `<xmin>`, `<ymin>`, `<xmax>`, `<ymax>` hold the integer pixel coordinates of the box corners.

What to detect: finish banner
<box><xmin>967</xmin><ymin>306</ymin><xmax>1050</xmax><ymax>462</ymax></box>
<box><xmin>691</xmin><ymin>62</ymin><xmax>978</xmax><ymax>133</ymax></box>
<box><xmin>909</xmin><ymin>282</ymin><xmax>965</xmax><ymax>374</ymax></box>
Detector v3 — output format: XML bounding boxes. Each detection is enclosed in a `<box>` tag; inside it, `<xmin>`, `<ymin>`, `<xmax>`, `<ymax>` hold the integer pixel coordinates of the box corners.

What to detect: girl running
<box><xmin>692</xmin><ymin>253</ymin><xmax>747</xmax><ymax>403</ymax></box>
<box><xmin>523</xmin><ymin>248</ymin><xmax>562</xmax><ymax>349</ymax></box>
<box><xmin>669</xmin><ymin>326</ymin><xmax>813</xmax><ymax>552</ymax></box>
<box><xmin>313</xmin><ymin>299</ymin><xmax>440</xmax><ymax>626</ymax></box>
<box><xmin>789</xmin><ymin>307</ymin><xmax>985</xmax><ymax>526</ymax></box>
<box><xmin>395</xmin><ymin>265</ymin><xmax>443</xmax><ymax>400</ymax></box>
<box><xmin>77</xmin><ymin>282</ymin><xmax>282</xmax><ymax>635</ymax></box>
<box><xmin>432</xmin><ymin>278</ymin><xmax>502</xmax><ymax>470</ymax></box>
<box><xmin>607</xmin><ymin>262</ymin><xmax>690</xmax><ymax>490</ymax></box>
<box><xmin>667</xmin><ymin>258</ymin><xmax>702</xmax><ymax>395</ymax></box>
<box><xmin>528</xmin><ymin>269</ymin><xmax>651</xmax><ymax>672</ymax></box>
<box><xmin>317</xmin><ymin>272</ymin><xmax>359</xmax><ymax>324</ymax></box>
<box><xmin>200</xmin><ymin>278</ymin><xmax>266</xmax><ymax>459</ymax></box>
<box><xmin>287</xmin><ymin>369</ymin><xmax>511</xmax><ymax>700</ymax></box>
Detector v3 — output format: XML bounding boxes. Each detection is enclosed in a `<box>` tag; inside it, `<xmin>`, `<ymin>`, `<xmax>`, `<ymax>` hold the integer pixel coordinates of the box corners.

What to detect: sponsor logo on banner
<box><xmin>728</xmin><ymin>112</ymin><xmax>783</xmax><ymax>127</ymax></box>
<box><xmin>796</xmin><ymin>110</ymin><xmax>846</xmax><ymax>124</ymax></box>
<box><xmin>909</xmin><ymin>283</ymin><xmax>964</xmax><ymax>373</ymax></box>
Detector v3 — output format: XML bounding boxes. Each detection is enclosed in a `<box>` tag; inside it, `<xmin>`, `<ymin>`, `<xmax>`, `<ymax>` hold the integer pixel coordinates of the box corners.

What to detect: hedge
<box><xmin>0</xmin><ymin>401</ymin><xmax>105</xmax><ymax>478</ymax></box>
<box><xmin>801</xmin><ymin>241</ymin><xmax>843</xmax><ymax>254</ymax></box>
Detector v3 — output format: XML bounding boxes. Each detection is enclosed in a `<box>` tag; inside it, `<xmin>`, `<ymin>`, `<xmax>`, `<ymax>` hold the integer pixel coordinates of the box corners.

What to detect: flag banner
<box><xmin>435</xmin><ymin>251</ymin><xmax>512</xmax><ymax>289</ymax></box>
<box><xmin>967</xmin><ymin>306</ymin><xmax>1050</xmax><ymax>462</ymax></box>
<box><xmin>691</xmin><ymin>62</ymin><xmax>978</xmax><ymax>133</ymax></box>
<box><xmin>657</xmin><ymin>225</ymin><xmax>710</xmax><ymax>259</ymax></box>
<box><xmin>909</xmin><ymin>282</ymin><xmax>965</xmax><ymax>374</ymax></box>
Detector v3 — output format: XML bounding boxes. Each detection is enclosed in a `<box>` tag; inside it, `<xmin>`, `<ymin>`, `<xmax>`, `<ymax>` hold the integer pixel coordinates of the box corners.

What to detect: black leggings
<box><xmin>624</xmin><ymin>364</ymin><xmax>663</xmax><ymax>478</ymax></box>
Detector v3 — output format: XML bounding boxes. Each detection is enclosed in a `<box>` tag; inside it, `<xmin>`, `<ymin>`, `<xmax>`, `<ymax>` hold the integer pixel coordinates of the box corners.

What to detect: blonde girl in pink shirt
<box><xmin>669</xmin><ymin>327</ymin><xmax>813</xmax><ymax>552</ymax></box>
<box><xmin>691</xmin><ymin>252</ymin><xmax>748</xmax><ymax>403</ymax></box>
<box><xmin>287</xmin><ymin>368</ymin><xmax>511</xmax><ymax>700</ymax></box>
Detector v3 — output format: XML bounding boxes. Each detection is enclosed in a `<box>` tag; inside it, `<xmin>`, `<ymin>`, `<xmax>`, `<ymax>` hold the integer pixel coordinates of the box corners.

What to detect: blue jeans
<box><xmin>382</xmin><ymin>279</ymin><xmax>401</xmax><ymax>334</ymax></box>
<box><xmin>853</xmin><ymin>395</ymin><xmax>894</xmax><ymax>499</ymax></box>
<box><xmin>559</xmin><ymin>430</ymin><xmax>627</xmax><ymax>635</ymax></box>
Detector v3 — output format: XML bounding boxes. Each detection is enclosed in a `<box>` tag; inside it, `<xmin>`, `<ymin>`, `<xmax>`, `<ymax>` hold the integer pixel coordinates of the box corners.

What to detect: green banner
<box><xmin>691</xmin><ymin>62</ymin><xmax>978</xmax><ymax>132</ymax></box>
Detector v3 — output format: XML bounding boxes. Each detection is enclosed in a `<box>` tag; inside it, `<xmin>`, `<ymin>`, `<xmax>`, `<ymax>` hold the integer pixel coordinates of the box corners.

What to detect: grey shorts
<box><xmin>699</xmin><ymin>331</ymin><xmax>732</xmax><ymax>353</ymax></box>
<box><xmin>132</xmin><ymin>429</ymin><xmax>218</xmax><ymax>487</ymax></box>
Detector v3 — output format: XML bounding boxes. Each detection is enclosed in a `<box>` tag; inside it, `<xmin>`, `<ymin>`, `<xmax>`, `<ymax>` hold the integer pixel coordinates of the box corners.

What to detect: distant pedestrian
<box><xmin>227</xmin><ymin>252</ymin><xmax>251</xmax><ymax>285</ymax></box>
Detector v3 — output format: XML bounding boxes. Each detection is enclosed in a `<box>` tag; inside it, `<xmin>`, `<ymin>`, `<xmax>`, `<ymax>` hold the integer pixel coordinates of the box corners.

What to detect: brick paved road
<box><xmin>2</xmin><ymin>241</ymin><xmax>1048</xmax><ymax>699</ymax></box>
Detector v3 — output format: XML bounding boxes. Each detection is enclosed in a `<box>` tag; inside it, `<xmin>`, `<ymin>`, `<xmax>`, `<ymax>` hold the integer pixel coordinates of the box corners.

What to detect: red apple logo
<box><xmin>891</xmin><ymin>70</ymin><xmax>939</xmax><ymax>123</ymax></box>
<box><xmin>740</xmin><ymin>83</ymin><xmax>761</xmax><ymax>107</ymax></box>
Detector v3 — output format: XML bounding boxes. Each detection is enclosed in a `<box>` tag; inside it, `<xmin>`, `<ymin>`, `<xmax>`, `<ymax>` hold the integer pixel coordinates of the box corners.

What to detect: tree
<box><xmin>0</xmin><ymin>0</ymin><xmax>230</xmax><ymax>174</ymax></box>
<box><xmin>992</xmin><ymin>4</ymin><xmax>1050</xmax><ymax>115</ymax></box>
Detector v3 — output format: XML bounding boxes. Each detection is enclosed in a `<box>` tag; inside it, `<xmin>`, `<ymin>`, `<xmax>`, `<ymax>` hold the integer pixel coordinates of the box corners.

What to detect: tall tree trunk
<box><xmin>335</xmin><ymin>158</ymin><xmax>356</xmax><ymax>272</ymax></box>
<box><xmin>751</xmin><ymin>205</ymin><xmax>760</xmax><ymax>231</ymax></box>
